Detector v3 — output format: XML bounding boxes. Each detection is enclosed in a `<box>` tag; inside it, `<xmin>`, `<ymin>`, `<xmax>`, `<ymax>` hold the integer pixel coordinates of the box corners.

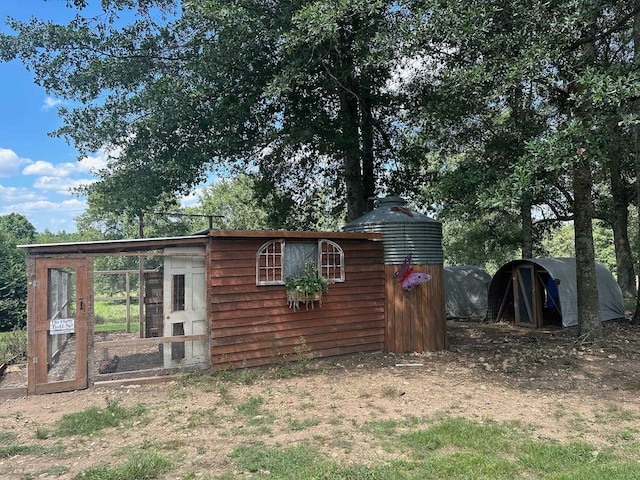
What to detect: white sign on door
<box><xmin>50</xmin><ymin>318</ymin><xmax>75</xmax><ymax>334</ymax></box>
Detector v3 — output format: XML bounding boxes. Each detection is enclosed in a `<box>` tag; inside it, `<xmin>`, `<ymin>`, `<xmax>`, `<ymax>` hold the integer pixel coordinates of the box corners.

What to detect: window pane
<box><xmin>256</xmin><ymin>240</ymin><xmax>284</xmax><ymax>284</ymax></box>
<box><xmin>319</xmin><ymin>240</ymin><xmax>345</xmax><ymax>282</ymax></box>
<box><xmin>285</xmin><ymin>243</ymin><xmax>317</xmax><ymax>277</ymax></box>
<box><xmin>172</xmin><ymin>274</ymin><xmax>185</xmax><ymax>311</ymax></box>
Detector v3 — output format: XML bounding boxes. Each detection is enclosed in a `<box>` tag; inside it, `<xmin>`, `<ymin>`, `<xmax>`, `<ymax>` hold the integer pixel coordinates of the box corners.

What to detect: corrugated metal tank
<box><xmin>343</xmin><ymin>196</ymin><xmax>443</xmax><ymax>264</ymax></box>
<box><xmin>343</xmin><ymin>196</ymin><xmax>447</xmax><ymax>353</ymax></box>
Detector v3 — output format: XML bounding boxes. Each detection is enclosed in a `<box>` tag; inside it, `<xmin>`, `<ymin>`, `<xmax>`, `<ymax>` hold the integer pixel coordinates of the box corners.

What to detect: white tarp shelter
<box><xmin>487</xmin><ymin>258</ymin><xmax>624</xmax><ymax>328</ymax></box>
<box><xmin>444</xmin><ymin>266</ymin><xmax>492</xmax><ymax>320</ymax></box>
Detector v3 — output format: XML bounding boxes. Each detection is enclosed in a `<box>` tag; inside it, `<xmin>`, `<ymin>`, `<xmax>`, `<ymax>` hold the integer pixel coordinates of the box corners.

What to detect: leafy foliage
<box><xmin>0</xmin><ymin>215</ymin><xmax>34</xmax><ymax>330</ymax></box>
<box><xmin>2</xmin><ymin>0</ymin><xmax>640</xmax><ymax>331</ymax></box>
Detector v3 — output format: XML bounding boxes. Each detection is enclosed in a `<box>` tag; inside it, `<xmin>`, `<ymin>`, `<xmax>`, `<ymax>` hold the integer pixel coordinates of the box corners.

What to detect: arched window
<box><xmin>256</xmin><ymin>239</ymin><xmax>285</xmax><ymax>285</ymax></box>
<box><xmin>318</xmin><ymin>240</ymin><xmax>344</xmax><ymax>282</ymax></box>
<box><xmin>256</xmin><ymin>239</ymin><xmax>345</xmax><ymax>285</ymax></box>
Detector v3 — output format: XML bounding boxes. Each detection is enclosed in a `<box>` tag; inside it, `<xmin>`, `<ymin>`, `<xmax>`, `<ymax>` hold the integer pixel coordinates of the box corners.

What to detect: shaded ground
<box><xmin>1</xmin><ymin>319</ymin><xmax>640</xmax><ymax>478</ymax></box>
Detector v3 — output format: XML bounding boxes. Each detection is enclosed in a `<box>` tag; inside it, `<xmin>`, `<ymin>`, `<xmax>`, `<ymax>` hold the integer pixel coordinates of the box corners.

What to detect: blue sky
<box><xmin>0</xmin><ymin>1</ymin><xmax>201</xmax><ymax>234</ymax></box>
<box><xmin>0</xmin><ymin>1</ymin><xmax>99</xmax><ymax>233</ymax></box>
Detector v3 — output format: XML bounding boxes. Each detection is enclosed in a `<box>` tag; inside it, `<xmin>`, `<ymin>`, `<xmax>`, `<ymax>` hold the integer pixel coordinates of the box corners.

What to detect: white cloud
<box><xmin>0</xmin><ymin>183</ymin><xmax>42</xmax><ymax>203</ymax></box>
<box><xmin>0</xmin><ymin>148</ymin><xmax>31</xmax><ymax>177</ymax></box>
<box><xmin>22</xmin><ymin>160</ymin><xmax>70</xmax><ymax>176</ymax></box>
<box><xmin>1</xmin><ymin>198</ymin><xmax>85</xmax><ymax>215</ymax></box>
<box><xmin>42</xmin><ymin>96</ymin><xmax>63</xmax><ymax>110</ymax></box>
<box><xmin>1</xmin><ymin>198</ymin><xmax>87</xmax><ymax>233</ymax></box>
<box><xmin>22</xmin><ymin>154</ymin><xmax>107</xmax><ymax>178</ymax></box>
<box><xmin>180</xmin><ymin>187</ymin><xmax>203</xmax><ymax>208</ymax></box>
<box><xmin>77</xmin><ymin>151</ymin><xmax>109</xmax><ymax>173</ymax></box>
<box><xmin>33</xmin><ymin>176</ymin><xmax>96</xmax><ymax>195</ymax></box>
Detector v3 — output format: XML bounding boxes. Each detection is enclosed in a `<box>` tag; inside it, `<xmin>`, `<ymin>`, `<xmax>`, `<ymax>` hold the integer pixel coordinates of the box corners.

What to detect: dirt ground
<box><xmin>2</xmin><ymin>319</ymin><xmax>640</xmax><ymax>478</ymax></box>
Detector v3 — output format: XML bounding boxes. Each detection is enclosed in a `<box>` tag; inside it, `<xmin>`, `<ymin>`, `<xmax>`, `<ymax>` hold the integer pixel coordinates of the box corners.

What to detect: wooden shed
<box><xmin>18</xmin><ymin>229</ymin><xmax>385</xmax><ymax>395</ymax></box>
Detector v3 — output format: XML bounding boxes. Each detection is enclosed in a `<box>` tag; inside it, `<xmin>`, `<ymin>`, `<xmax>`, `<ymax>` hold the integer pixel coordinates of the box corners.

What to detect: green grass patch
<box><xmin>0</xmin><ymin>443</ymin><xmax>66</xmax><ymax>459</ymax></box>
<box><xmin>93</xmin><ymin>300</ymin><xmax>140</xmax><ymax>332</ymax></box>
<box><xmin>400</xmin><ymin>417</ymin><xmax>520</xmax><ymax>457</ymax></box>
<box><xmin>226</xmin><ymin>417</ymin><xmax>640</xmax><ymax>479</ymax></box>
<box><xmin>231</xmin><ymin>442</ymin><xmax>404</xmax><ymax>479</ymax></box>
<box><xmin>94</xmin><ymin>321</ymin><xmax>140</xmax><ymax>333</ymax></box>
<box><xmin>287</xmin><ymin>417</ymin><xmax>320</xmax><ymax>431</ymax></box>
<box><xmin>54</xmin><ymin>398</ymin><xmax>147</xmax><ymax>437</ymax></box>
<box><xmin>72</xmin><ymin>450</ymin><xmax>171</xmax><ymax>480</ymax></box>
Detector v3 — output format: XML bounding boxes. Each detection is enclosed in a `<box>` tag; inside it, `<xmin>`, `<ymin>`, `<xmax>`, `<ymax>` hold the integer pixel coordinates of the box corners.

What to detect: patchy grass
<box><xmin>51</xmin><ymin>398</ymin><xmax>147</xmax><ymax>437</ymax></box>
<box><xmin>72</xmin><ymin>451</ymin><xmax>171</xmax><ymax>480</ymax></box>
<box><xmin>226</xmin><ymin>417</ymin><xmax>640</xmax><ymax>479</ymax></box>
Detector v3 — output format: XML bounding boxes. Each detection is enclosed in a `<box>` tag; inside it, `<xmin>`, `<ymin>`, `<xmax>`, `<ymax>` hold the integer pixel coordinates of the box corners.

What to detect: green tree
<box><xmin>403</xmin><ymin>0</ymin><xmax>640</xmax><ymax>340</ymax></box>
<box><xmin>187</xmin><ymin>174</ymin><xmax>267</xmax><ymax>231</ymax></box>
<box><xmin>0</xmin><ymin>215</ymin><xmax>35</xmax><ymax>330</ymax></box>
<box><xmin>1</xmin><ymin>0</ymin><xmax>405</xmax><ymax>224</ymax></box>
<box><xmin>0</xmin><ymin>213</ymin><xmax>37</xmax><ymax>245</ymax></box>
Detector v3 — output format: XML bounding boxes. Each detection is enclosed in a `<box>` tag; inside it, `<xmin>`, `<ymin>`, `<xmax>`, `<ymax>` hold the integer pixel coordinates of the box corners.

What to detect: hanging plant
<box><xmin>285</xmin><ymin>261</ymin><xmax>329</xmax><ymax>310</ymax></box>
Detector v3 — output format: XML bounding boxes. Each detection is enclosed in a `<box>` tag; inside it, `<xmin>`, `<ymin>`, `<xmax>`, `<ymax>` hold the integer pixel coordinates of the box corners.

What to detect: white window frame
<box><xmin>256</xmin><ymin>239</ymin><xmax>285</xmax><ymax>285</ymax></box>
<box><xmin>256</xmin><ymin>239</ymin><xmax>345</xmax><ymax>285</ymax></box>
<box><xmin>318</xmin><ymin>239</ymin><xmax>345</xmax><ymax>283</ymax></box>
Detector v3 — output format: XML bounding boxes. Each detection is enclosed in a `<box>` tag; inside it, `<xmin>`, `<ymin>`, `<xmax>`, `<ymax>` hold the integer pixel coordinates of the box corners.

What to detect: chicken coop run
<box><xmin>15</xmin><ymin>229</ymin><xmax>386</xmax><ymax>395</ymax></box>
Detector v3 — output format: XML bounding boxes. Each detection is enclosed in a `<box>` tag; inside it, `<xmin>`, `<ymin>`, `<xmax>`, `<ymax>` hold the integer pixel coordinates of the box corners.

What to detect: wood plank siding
<box><xmin>208</xmin><ymin>236</ymin><xmax>386</xmax><ymax>369</ymax></box>
<box><xmin>384</xmin><ymin>264</ymin><xmax>447</xmax><ymax>353</ymax></box>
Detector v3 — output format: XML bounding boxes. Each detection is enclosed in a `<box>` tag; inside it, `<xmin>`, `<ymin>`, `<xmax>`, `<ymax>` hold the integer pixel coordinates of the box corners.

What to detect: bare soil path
<box><xmin>1</xmin><ymin>319</ymin><xmax>640</xmax><ymax>479</ymax></box>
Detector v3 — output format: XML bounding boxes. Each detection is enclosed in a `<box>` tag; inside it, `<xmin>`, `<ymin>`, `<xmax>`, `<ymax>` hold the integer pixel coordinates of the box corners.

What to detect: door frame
<box><xmin>27</xmin><ymin>257</ymin><xmax>91</xmax><ymax>395</ymax></box>
<box><xmin>512</xmin><ymin>264</ymin><xmax>542</xmax><ymax>328</ymax></box>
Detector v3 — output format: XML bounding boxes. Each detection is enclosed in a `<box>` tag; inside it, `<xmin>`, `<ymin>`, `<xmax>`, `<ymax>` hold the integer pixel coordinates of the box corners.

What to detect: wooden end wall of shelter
<box><xmin>385</xmin><ymin>264</ymin><xmax>447</xmax><ymax>353</ymax></box>
<box><xmin>208</xmin><ymin>232</ymin><xmax>385</xmax><ymax>370</ymax></box>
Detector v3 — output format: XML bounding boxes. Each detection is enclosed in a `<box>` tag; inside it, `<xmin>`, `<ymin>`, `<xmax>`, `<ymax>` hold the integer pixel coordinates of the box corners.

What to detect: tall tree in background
<box><xmin>187</xmin><ymin>175</ymin><xmax>269</xmax><ymax>231</ymax></box>
<box><xmin>400</xmin><ymin>1</ymin><xmax>553</xmax><ymax>262</ymax></box>
<box><xmin>1</xmin><ymin>0</ymin><xmax>404</xmax><ymax>223</ymax></box>
<box><xmin>3</xmin><ymin>0</ymin><xmax>640</xmax><ymax>338</ymax></box>
<box><xmin>0</xmin><ymin>214</ymin><xmax>34</xmax><ymax>330</ymax></box>
<box><xmin>632</xmin><ymin>3</ymin><xmax>640</xmax><ymax>324</ymax></box>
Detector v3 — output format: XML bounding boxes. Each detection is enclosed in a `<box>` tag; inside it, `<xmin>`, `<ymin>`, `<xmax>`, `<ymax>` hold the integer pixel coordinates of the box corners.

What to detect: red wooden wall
<box><xmin>208</xmin><ymin>233</ymin><xmax>385</xmax><ymax>370</ymax></box>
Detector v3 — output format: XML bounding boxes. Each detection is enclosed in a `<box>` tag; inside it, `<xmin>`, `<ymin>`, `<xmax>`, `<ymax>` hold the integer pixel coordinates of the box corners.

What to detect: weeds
<box><xmin>54</xmin><ymin>398</ymin><xmax>147</xmax><ymax>437</ymax></box>
<box><xmin>72</xmin><ymin>450</ymin><xmax>171</xmax><ymax>479</ymax></box>
<box><xmin>0</xmin><ymin>326</ymin><xmax>27</xmax><ymax>364</ymax></box>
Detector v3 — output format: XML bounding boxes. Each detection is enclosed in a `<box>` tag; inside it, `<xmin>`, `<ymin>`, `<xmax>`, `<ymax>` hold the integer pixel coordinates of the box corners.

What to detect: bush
<box><xmin>0</xmin><ymin>326</ymin><xmax>27</xmax><ymax>364</ymax></box>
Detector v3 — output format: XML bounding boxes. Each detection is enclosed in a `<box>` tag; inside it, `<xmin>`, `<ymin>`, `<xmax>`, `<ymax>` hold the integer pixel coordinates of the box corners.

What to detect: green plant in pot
<box><xmin>285</xmin><ymin>261</ymin><xmax>329</xmax><ymax>310</ymax></box>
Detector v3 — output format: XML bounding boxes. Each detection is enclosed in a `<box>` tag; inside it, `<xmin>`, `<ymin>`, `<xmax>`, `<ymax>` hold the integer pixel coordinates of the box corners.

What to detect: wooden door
<box><xmin>512</xmin><ymin>264</ymin><xmax>541</xmax><ymax>328</ymax></box>
<box><xmin>162</xmin><ymin>247</ymin><xmax>207</xmax><ymax>367</ymax></box>
<box><xmin>28</xmin><ymin>258</ymin><xmax>89</xmax><ymax>394</ymax></box>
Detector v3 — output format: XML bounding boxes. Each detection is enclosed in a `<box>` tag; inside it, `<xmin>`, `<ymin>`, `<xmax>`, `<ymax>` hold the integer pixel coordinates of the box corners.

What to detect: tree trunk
<box><xmin>573</xmin><ymin>150</ymin><xmax>603</xmax><ymax>340</ymax></box>
<box><xmin>632</xmin><ymin>5</ymin><xmax>640</xmax><ymax>325</ymax></box>
<box><xmin>339</xmin><ymin>88</ymin><xmax>366</xmax><ymax>221</ymax></box>
<box><xmin>360</xmin><ymin>90</ymin><xmax>376</xmax><ymax>203</ymax></box>
<box><xmin>608</xmin><ymin>152</ymin><xmax>636</xmax><ymax>299</ymax></box>
<box><xmin>137</xmin><ymin>212</ymin><xmax>145</xmax><ymax>239</ymax></box>
<box><xmin>521</xmin><ymin>193</ymin><xmax>533</xmax><ymax>259</ymax></box>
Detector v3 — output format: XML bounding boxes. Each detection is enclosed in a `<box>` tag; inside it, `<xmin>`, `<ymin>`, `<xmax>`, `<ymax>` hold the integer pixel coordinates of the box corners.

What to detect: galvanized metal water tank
<box><xmin>344</xmin><ymin>196</ymin><xmax>447</xmax><ymax>352</ymax></box>
<box><xmin>343</xmin><ymin>196</ymin><xmax>443</xmax><ymax>264</ymax></box>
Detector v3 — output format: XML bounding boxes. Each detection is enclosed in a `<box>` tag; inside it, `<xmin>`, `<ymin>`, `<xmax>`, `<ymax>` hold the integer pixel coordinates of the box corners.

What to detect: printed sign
<box><xmin>50</xmin><ymin>318</ymin><xmax>75</xmax><ymax>334</ymax></box>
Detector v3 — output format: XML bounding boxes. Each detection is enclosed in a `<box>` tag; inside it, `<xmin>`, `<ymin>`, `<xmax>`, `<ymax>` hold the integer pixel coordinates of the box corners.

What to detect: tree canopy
<box><xmin>3</xmin><ymin>0</ymin><xmax>640</xmax><ymax>338</ymax></box>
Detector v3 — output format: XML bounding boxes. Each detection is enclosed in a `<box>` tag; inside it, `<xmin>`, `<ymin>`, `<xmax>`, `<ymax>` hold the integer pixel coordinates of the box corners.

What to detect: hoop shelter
<box><xmin>488</xmin><ymin>258</ymin><xmax>624</xmax><ymax>328</ymax></box>
<box><xmin>444</xmin><ymin>266</ymin><xmax>492</xmax><ymax>320</ymax></box>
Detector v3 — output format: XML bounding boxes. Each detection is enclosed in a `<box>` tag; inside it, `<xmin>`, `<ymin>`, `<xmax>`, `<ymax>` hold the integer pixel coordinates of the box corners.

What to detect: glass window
<box><xmin>256</xmin><ymin>239</ymin><xmax>285</xmax><ymax>285</ymax></box>
<box><xmin>256</xmin><ymin>239</ymin><xmax>345</xmax><ymax>285</ymax></box>
<box><xmin>172</xmin><ymin>274</ymin><xmax>185</xmax><ymax>311</ymax></box>
<box><xmin>319</xmin><ymin>240</ymin><xmax>345</xmax><ymax>282</ymax></box>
